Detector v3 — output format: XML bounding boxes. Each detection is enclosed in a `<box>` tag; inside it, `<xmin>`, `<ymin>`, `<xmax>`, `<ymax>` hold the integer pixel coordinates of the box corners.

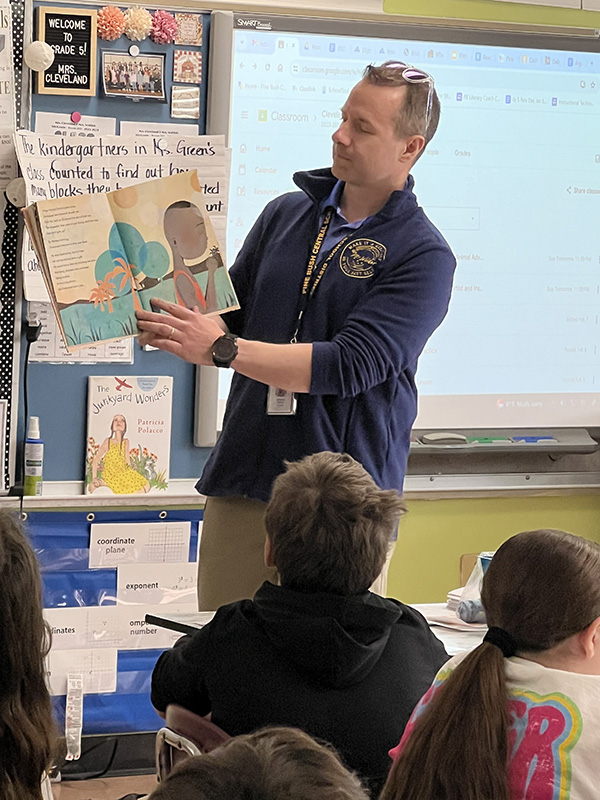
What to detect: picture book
<box><xmin>85</xmin><ymin>375</ymin><xmax>173</xmax><ymax>496</ymax></box>
<box><xmin>23</xmin><ymin>169</ymin><xmax>238</xmax><ymax>352</ymax></box>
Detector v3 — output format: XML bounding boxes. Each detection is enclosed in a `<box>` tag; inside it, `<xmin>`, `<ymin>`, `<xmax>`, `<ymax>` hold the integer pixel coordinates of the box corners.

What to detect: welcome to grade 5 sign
<box><xmin>37</xmin><ymin>6</ymin><xmax>97</xmax><ymax>96</ymax></box>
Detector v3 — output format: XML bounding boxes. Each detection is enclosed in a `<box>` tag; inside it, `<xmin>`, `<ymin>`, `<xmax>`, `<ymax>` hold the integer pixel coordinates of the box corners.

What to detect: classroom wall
<box><xmin>389</xmin><ymin>492</ymin><xmax>600</xmax><ymax>602</ymax></box>
<box><xmin>195</xmin><ymin>0</ymin><xmax>600</xmax><ymax>26</ymax></box>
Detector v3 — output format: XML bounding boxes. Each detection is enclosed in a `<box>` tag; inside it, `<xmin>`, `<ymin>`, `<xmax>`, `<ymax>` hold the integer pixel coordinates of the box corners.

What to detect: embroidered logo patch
<box><xmin>339</xmin><ymin>239</ymin><xmax>386</xmax><ymax>279</ymax></box>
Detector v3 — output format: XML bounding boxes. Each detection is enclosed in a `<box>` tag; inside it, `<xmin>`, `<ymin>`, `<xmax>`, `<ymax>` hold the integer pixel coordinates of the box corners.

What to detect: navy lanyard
<box><xmin>290</xmin><ymin>209</ymin><xmax>355</xmax><ymax>344</ymax></box>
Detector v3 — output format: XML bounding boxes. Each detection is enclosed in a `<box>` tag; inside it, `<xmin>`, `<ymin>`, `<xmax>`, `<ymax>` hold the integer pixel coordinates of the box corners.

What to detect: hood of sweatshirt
<box><xmin>251</xmin><ymin>581</ymin><xmax>403</xmax><ymax>690</ymax></box>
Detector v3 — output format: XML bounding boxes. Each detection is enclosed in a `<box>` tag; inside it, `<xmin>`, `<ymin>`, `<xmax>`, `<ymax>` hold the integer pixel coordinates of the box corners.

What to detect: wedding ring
<box><xmin>168</xmin><ymin>325</ymin><xmax>175</xmax><ymax>340</ymax></box>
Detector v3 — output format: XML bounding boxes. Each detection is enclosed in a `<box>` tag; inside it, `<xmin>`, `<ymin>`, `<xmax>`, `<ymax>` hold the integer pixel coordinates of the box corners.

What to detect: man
<box><xmin>151</xmin><ymin>452</ymin><xmax>448</xmax><ymax>797</ymax></box>
<box><xmin>136</xmin><ymin>62</ymin><xmax>456</xmax><ymax>608</ymax></box>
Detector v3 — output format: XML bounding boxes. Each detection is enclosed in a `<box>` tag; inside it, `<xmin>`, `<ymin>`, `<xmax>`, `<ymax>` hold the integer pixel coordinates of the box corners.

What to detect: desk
<box><xmin>145</xmin><ymin>603</ymin><xmax>486</xmax><ymax>657</ymax></box>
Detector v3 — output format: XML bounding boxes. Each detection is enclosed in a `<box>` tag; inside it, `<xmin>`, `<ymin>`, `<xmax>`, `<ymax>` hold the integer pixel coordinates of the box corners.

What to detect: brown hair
<box><xmin>363</xmin><ymin>61</ymin><xmax>440</xmax><ymax>154</ymax></box>
<box><xmin>0</xmin><ymin>511</ymin><xmax>56</xmax><ymax>800</ymax></box>
<box><xmin>380</xmin><ymin>529</ymin><xmax>600</xmax><ymax>800</ymax></box>
<box><xmin>265</xmin><ymin>452</ymin><xmax>405</xmax><ymax>595</ymax></box>
<box><xmin>149</xmin><ymin>726</ymin><xmax>369</xmax><ymax>800</ymax></box>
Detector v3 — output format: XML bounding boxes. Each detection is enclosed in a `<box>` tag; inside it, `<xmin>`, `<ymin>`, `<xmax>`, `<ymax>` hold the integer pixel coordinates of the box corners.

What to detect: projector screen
<box><xmin>197</xmin><ymin>11</ymin><xmax>600</xmax><ymax>444</ymax></box>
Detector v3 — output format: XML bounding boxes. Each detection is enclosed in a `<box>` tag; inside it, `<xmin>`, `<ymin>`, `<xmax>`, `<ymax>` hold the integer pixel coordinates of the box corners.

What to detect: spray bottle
<box><xmin>24</xmin><ymin>415</ymin><xmax>44</xmax><ymax>496</ymax></box>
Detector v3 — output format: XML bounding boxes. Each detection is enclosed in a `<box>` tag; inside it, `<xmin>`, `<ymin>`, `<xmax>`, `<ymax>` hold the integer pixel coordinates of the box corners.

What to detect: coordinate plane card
<box><xmin>117</xmin><ymin>562</ymin><xmax>197</xmax><ymax>606</ymax></box>
<box><xmin>89</xmin><ymin>521</ymin><xmax>191</xmax><ymax>567</ymax></box>
<box><xmin>46</xmin><ymin>648</ymin><xmax>118</xmax><ymax>695</ymax></box>
<box><xmin>44</xmin><ymin>606</ymin><xmax>91</xmax><ymax>650</ymax></box>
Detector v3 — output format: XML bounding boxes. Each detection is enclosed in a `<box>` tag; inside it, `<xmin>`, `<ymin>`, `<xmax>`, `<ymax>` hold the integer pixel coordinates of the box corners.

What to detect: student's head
<box><xmin>0</xmin><ymin>511</ymin><xmax>55</xmax><ymax>800</ymax></box>
<box><xmin>149</xmin><ymin>726</ymin><xmax>369</xmax><ymax>800</ymax></box>
<box><xmin>264</xmin><ymin>452</ymin><xmax>406</xmax><ymax>595</ymax></box>
<box><xmin>164</xmin><ymin>201</ymin><xmax>208</xmax><ymax>260</ymax></box>
<box><xmin>482</xmin><ymin>528</ymin><xmax>600</xmax><ymax>652</ymax></box>
<box><xmin>331</xmin><ymin>61</ymin><xmax>439</xmax><ymax>191</ymax></box>
<box><xmin>380</xmin><ymin>529</ymin><xmax>600</xmax><ymax>800</ymax></box>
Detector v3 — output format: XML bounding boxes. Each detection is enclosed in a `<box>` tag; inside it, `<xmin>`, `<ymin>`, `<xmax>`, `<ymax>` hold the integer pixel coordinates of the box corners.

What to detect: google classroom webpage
<box><xmin>223</xmin><ymin>28</ymin><xmax>600</xmax><ymax>429</ymax></box>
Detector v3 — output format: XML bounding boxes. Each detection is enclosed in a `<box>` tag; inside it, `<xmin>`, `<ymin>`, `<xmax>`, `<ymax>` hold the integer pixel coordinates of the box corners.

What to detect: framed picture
<box><xmin>37</xmin><ymin>6</ymin><xmax>97</xmax><ymax>96</ymax></box>
<box><xmin>171</xmin><ymin>85</ymin><xmax>200</xmax><ymax>119</ymax></box>
<box><xmin>102</xmin><ymin>51</ymin><xmax>165</xmax><ymax>101</ymax></box>
<box><xmin>174</xmin><ymin>13</ymin><xmax>202</xmax><ymax>46</ymax></box>
<box><xmin>173</xmin><ymin>50</ymin><xmax>202</xmax><ymax>84</ymax></box>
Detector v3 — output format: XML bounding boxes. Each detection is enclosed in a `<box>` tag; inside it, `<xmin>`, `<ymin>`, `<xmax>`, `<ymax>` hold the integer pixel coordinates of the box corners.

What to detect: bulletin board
<box><xmin>32</xmin><ymin>0</ymin><xmax>208</xmax><ymax>132</ymax></box>
<box><xmin>24</xmin><ymin>0</ymin><xmax>214</xmax><ymax>484</ymax></box>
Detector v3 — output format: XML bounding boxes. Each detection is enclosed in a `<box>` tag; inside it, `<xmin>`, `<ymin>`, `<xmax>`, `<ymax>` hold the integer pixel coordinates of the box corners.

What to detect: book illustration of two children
<box><xmin>27</xmin><ymin>170</ymin><xmax>238</xmax><ymax>351</ymax></box>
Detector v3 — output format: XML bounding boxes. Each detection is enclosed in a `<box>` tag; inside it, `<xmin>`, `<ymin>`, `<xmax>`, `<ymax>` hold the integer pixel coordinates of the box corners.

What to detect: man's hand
<box><xmin>136</xmin><ymin>298</ymin><xmax>225</xmax><ymax>365</ymax></box>
<box><xmin>137</xmin><ymin>297</ymin><xmax>313</xmax><ymax>392</ymax></box>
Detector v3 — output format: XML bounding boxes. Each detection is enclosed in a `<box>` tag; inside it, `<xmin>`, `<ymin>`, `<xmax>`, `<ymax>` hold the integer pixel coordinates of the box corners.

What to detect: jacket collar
<box><xmin>292</xmin><ymin>168</ymin><xmax>417</xmax><ymax>221</ymax></box>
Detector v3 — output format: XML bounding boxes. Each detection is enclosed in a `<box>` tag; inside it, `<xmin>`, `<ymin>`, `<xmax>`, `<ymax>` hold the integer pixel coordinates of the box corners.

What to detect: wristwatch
<box><xmin>211</xmin><ymin>332</ymin><xmax>238</xmax><ymax>368</ymax></box>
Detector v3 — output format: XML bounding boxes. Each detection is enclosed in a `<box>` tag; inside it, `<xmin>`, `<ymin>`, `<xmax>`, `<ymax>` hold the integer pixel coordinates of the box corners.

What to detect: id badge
<box><xmin>267</xmin><ymin>385</ymin><xmax>297</xmax><ymax>415</ymax></box>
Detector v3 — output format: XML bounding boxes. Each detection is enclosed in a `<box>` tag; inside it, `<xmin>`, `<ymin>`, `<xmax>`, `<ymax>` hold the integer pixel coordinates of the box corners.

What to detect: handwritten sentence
<box><xmin>18</xmin><ymin>135</ymin><xmax>218</xmax><ymax>162</ymax></box>
<box><xmin>18</xmin><ymin>134</ymin><xmax>224</xmax><ymax>205</ymax></box>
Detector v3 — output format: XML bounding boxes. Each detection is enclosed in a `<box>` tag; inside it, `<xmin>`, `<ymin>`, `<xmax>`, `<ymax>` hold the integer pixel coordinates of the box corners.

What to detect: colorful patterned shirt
<box><xmin>390</xmin><ymin>652</ymin><xmax>600</xmax><ymax>800</ymax></box>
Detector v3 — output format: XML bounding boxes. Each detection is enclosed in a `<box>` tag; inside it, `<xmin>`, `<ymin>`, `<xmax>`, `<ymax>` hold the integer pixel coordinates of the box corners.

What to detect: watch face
<box><xmin>213</xmin><ymin>336</ymin><xmax>236</xmax><ymax>360</ymax></box>
<box><xmin>212</xmin><ymin>334</ymin><xmax>238</xmax><ymax>366</ymax></box>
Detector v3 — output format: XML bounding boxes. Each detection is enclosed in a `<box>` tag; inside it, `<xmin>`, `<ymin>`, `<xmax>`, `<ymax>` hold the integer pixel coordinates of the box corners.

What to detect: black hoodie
<box><xmin>151</xmin><ymin>582</ymin><xmax>448</xmax><ymax>795</ymax></box>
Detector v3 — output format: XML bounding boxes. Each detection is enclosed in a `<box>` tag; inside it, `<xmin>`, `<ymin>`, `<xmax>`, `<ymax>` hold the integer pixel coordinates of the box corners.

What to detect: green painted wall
<box><xmin>383</xmin><ymin>0</ymin><xmax>600</xmax><ymax>27</ymax></box>
<box><xmin>388</xmin><ymin>493</ymin><xmax>600</xmax><ymax>602</ymax></box>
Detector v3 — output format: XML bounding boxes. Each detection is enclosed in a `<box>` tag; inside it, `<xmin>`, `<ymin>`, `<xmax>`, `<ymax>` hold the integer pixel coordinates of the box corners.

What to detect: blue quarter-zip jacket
<box><xmin>197</xmin><ymin>168</ymin><xmax>456</xmax><ymax>501</ymax></box>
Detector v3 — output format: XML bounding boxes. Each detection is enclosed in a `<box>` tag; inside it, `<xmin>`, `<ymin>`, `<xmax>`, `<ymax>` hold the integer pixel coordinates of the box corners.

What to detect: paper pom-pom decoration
<box><xmin>23</xmin><ymin>40</ymin><xmax>54</xmax><ymax>71</ymax></box>
<box><xmin>6</xmin><ymin>177</ymin><xmax>27</xmax><ymax>208</ymax></box>
<box><xmin>98</xmin><ymin>6</ymin><xmax>126</xmax><ymax>41</ymax></box>
<box><xmin>123</xmin><ymin>6</ymin><xmax>152</xmax><ymax>42</ymax></box>
<box><xmin>150</xmin><ymin>9</ymin><xmax>177</xmax><ymax>44</ymax></box>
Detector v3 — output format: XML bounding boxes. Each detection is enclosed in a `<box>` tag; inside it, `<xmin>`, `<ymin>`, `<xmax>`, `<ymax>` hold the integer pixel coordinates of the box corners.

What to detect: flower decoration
<box><xmin>24</xmin><ymin>40</ymin><xmax>55</xmax><ymax>71</ymax></box>
<box><xmin>97</xmin><ymin>6</ymin><xmax>126</xmax><ymax>41</ymax></box>
<box><xmin>123</xmin><ymin>6</ymin><xmax>152</xmax><ymax>42</ymax></box>
<box><xmin>150</xmin><ymin>9</ymin><xmax>177</xmax><ymax>44</ymax></box>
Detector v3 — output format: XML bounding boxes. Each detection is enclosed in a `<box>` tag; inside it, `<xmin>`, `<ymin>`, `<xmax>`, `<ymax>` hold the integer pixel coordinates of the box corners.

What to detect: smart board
<box><xmin>196</xmin><ymin>11</ymin><xmax>600</xmax><ymax>444</ymax></box>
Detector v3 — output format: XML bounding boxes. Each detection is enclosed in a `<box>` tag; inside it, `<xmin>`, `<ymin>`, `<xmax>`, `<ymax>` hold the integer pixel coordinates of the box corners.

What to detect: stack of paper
<box><xmin>446</xmin><ymin>587</ymin><xmax>463</xmax><ymax>611</ymax></box>
<box><xmin>416</xmin><ymin>603</ymin><xmax>487</xmax><ymax>633</ymax></box>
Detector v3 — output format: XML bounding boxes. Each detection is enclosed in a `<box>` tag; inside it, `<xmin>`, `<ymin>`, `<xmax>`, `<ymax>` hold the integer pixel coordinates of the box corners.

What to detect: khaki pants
<box><xmin>197</xmin><ymin>495</ymin><xmax>397</xmax><ymax>611</ymax></box>
<box><xmin>198</xmin><ymin>496</ymin><xmax>276</xmax><ymax>611</ymax></box>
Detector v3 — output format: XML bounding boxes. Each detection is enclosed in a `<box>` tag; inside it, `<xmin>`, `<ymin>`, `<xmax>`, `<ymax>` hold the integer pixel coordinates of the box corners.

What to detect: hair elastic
<box><xmin>483</xmin><ymin>626</ymin><xmax>518</xmax><ymax>658</ymax></box>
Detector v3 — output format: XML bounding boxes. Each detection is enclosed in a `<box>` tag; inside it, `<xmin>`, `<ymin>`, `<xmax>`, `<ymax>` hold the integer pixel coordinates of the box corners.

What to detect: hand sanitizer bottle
<box><xmin>24</xmin><ymin>415</ymin><xmax>44</xmax><ymax>496</ymax></box>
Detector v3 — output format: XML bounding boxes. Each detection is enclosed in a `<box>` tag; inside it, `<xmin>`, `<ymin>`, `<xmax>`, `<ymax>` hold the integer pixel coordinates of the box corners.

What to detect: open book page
<box><xmin>15</xmin><ymin>132</ymin><xmax>229</xmax><ymax>303</ymax></box>
<box><xmin>24</xmin><ymin>170</ymin><xmax>237</xmax><ymax>352</ymax></box>
<box><xmin>32</xmin><ymin>192</ymin><xmax>138</xmax><ymax>350</ymax></box>
<box><xmin>106</xmin><ymin>170</ymin><xmax>237</xmax><ymax>316</ymax></box>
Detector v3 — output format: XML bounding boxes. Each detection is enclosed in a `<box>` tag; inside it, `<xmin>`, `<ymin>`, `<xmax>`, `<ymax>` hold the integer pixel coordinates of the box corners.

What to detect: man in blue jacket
<box><xmin>137</xmin><ymin>62</ymin><xmax>456</xmax><ymax>609</ymax></box>
<box><xmin>151</xmin><ymin>452</ymin><xmax>448</xmax><ymax>797</ymax></box>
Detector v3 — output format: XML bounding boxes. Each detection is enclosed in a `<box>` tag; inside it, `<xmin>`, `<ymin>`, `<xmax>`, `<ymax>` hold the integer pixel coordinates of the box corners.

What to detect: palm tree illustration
<box><xmin>109</xmin><ymin>258</ymin><xmax>143</xmax><ymax>311</ymax></box>
<box><xmin>89</xmin><ymin>274</ymin><xmax>117</xmax><ymax>311</ymax></box>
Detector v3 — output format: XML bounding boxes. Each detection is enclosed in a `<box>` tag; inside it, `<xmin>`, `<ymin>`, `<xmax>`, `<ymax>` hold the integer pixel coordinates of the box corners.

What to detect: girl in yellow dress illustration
<box><xmin>89</xmin><ymin>414</ymin><xmax>150</xmax><ymax>494</ymax></box>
